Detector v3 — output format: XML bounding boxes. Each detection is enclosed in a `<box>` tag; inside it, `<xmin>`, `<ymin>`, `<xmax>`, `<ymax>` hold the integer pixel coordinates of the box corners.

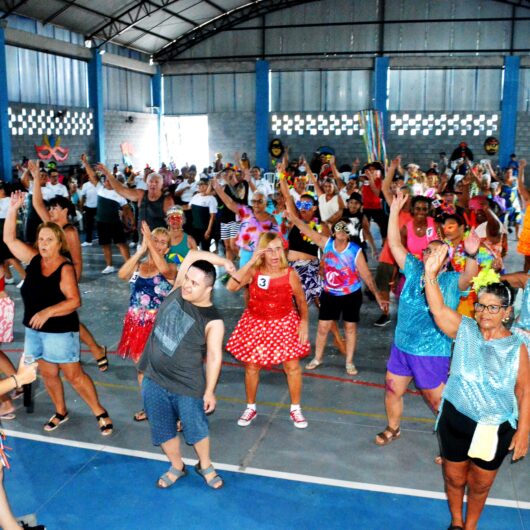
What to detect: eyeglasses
<box><xmin>251</xmin><ymin>199</ymin><xmax>265</xmax><ymax>204</ymax></box>
<box><xmin>295</xmin><ymin>201</ymin><xmax>313</xmax><ymax>211</ymax></box>
<box><xmin>474</xmin><ymin>302</ymin><xmax>507</xmax><ymax>314</ymax></box>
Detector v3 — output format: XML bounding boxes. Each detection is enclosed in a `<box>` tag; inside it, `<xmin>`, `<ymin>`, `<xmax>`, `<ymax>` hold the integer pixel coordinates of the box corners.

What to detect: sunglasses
<box><xmin>295</xmin><ymin>201</ymin><xmax>313</xmax><ymax>211</ymax></box>
<box><xmin>474</xmin><ymin>303</ymin><xmax>507</xmax><ymax>314</ymax></box>
<box><xmin>251</xmin><ymin>199</ymin><xmax>265</xmax><ymax>204</ymax></box>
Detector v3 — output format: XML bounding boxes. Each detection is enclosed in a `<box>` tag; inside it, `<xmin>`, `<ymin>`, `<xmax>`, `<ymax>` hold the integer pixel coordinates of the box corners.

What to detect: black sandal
<box><xmin>44</xmin><ymin>411</ymin><xmax>69</xmax><ymax>432</ymax></box>
<box><xmin>96</xmin><ymin>410</ymin><xmax>113</xmax><ymax>436</ymax></box>
<box><xmin>96</xmin><ymin>347</ymin><xmax>109</xmax><ymax>372</ymax></box>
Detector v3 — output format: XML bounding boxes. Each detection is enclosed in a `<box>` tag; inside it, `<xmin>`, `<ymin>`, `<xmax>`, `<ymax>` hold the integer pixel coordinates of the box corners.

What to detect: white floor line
<box><xmin>5</xmin><ymin>429</ymin><xmax>530</xmax><ymax>511</ymax></box>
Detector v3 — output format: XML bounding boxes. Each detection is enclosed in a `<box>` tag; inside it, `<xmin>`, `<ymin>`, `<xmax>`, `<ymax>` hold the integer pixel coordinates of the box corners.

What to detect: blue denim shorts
<box><xmin>142</xmin><ymin>376</ymin><xmax>209</xmax><ymax>446</ymax></box>
<box><xmin>24</xmin><ymin>327</ymin><xmax>80</xmax><ymax>364</ymax></box>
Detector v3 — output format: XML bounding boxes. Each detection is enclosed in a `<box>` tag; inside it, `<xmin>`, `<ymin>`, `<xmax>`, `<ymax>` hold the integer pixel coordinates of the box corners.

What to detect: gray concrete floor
<box><xmin>2</xmin><ymin>229</ymin><xmax>529</xmax><ymax>510</ymax></box>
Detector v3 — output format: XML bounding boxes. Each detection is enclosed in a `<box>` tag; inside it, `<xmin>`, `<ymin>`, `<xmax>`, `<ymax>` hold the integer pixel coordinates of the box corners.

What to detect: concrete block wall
<box><xmin>266</xmin><ymin>110</ymin><xmax>505</xmax><ymax>171</ymax></box>
<box><xmin>208</xmin><ymin>112</ymin><xmax>256</xmax><ymax>168</ymax></box>
<box><xmin>104</xmin><ymin>110</ymin><xmax>159</xmax><ymax>170</ymax></box>
<box><xmin>516</xmin><ymin>112</ymin><xmax>530</xmax><ymax>158</ymax></box>
<box><xmin>8</xmin><ymin>102</ymin><xmax>95</xmax><ymax>170</ymax></box>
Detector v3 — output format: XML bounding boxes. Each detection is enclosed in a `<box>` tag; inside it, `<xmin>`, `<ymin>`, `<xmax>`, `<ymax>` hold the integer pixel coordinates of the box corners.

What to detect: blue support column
<box><xmin>0</xmin><ymin>22</ymin><xmax>13</xmax><ymax>181</ymax></box>
<box><xmin>88</xmin><ymin>49</ymin><xmax>105</xmax><ymax>163</ymax></box>
<box><xmin>151</xmin><ymin>66</ymin><xmax>162</xmax><ymax>168</ymax></box>
<box><xmin>255</xmin><ymin>60</ymin><xmax>270</xmax><ymax>171</ymax></box>
<box><xmin>499</xmin><ymin>56</ymin><xmax>520</xmax><ymax>169</ymax></box>
<box><xmin>374</xmin><ymin>56</ymin><xmax>389</xmax><ymax>139</ymax></box>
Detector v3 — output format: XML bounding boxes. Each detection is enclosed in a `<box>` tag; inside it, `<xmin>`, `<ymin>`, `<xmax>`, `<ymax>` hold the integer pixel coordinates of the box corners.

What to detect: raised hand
<box><xmin>390</xmin><ymin>190</ymin><xmax>408</xmax><ymax>213</ymax></box>
<box><xmin>9</xmin><ymin>190</ymin><xmax>26</xmax><ymax>210</ymax></box>
<box><xmin>463</xmin><ymin>229</ymin><xmax>481</xmax><ymax>256</ymax></box>
<box><xmin>424</xmin><ymin>244</ymin><xmax>449</xmax><ymax>279</ymax></box>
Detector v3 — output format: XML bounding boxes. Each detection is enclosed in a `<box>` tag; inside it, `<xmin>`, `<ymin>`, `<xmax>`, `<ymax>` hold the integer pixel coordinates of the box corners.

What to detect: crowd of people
<box><xmin>0</xmin><ymin>146</ymin><xmax>528</xmax><ymax>530</ymax></box>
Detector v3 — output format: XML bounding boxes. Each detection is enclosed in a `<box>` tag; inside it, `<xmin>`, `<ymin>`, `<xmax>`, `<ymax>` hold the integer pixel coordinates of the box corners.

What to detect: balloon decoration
<box><xmin>484</xmin><ymin>136</ymin><xmax>499</xmax><ymax>155</ymax></box>
<box><xmin>34</xmin><ymin>134</ymin><xmax>69</xmax><ymax>162</ymax></box>
<box><xmin>358</xmin><ymin>110</ymin><xmax>387</xmax><ymax>164</ymax></box>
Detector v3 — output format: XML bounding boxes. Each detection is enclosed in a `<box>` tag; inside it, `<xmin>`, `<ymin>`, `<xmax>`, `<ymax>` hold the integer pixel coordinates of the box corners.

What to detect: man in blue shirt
<box><xmin>375</xmin><ymin>191</ymin><xmax>479</xmax><ymax>446</ymax></box>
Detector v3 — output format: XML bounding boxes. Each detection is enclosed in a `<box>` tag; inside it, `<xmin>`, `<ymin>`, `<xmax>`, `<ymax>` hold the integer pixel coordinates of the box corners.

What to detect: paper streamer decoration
<box><xmin>358</xmin><ymin>110</ymin><xmax>387</xmax><ymax>165</ymax></box>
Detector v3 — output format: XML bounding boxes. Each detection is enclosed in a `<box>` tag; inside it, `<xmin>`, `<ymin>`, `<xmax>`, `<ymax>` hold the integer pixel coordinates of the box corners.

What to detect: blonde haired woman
<box><xmin>226</xmin><ymin>232</ymin><xmax>310</xmax><ymax>429</ymax></box>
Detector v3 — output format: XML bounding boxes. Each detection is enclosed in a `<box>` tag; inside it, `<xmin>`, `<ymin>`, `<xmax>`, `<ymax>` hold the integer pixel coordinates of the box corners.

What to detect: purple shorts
<box><xmin>386</xmin><ymin>343</ymin><xmax>450</xmax><ymax>390</ymax></box>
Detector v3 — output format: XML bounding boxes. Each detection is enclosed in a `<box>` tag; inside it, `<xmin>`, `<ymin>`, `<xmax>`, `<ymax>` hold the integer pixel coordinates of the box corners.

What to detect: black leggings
<box><xmin>437</xmin><ymin>400</ymin><xmax>515</xmax><ymax>471</ymax></box>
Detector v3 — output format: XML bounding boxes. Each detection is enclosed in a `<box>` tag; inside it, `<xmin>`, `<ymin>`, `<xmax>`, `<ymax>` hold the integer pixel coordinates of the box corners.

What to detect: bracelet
<box><xmin>10</xmin><ymin>374</ymin><xmax>20</xmax><ymax>390</ymax></box>
<box><xmin>466</xmin><ymin>251</ymin><xmax>478</xmax><ymax>260</ymax></box>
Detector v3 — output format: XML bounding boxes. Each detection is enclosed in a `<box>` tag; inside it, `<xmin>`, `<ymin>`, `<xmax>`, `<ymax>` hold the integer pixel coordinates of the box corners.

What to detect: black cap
<box><xmin>348</xmin><ymin>192</ymin><xmax>363</xmax><ymax>204</ymax></box>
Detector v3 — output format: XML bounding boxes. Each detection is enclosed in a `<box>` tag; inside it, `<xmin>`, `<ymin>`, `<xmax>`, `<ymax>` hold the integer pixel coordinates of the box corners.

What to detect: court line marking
<box><xmin>4</xmin><ymin>429</ymin><xmax>529</xmax><ymax>511</ymax></box>
<box><xmin>1</xmin><ymin>348</ymin><xmax>422</xmax><ymax>396</ymax></box>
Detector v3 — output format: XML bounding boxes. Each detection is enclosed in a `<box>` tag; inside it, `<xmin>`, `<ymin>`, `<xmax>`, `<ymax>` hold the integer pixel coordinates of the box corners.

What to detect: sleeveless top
<box><xmin>288</xmin><ymin>225</ymin><xmax>319</xmax><ymax>257</ymax></box>
<box><xmin>318</xmin><ymin>194</ymin><xmax>340</xmax><ymax>223</ymax></box>
<box><xmin>166</xmin><ymin>236</ymin><xmax>191</xmax><ymax>265</ymax></box>
<box><xmin>405</xmin><ymin>217</ymin><xmax>437</xmax><ymax>259</ymax></box>
<box><xmin>21</xmin><ymin>255</ymin><xmax>79</xmax><ymax>333</ymax></box>
<box><xmin>248</xmin><ymin>269</ymin><xmax>294</xmax><ymax>320</ymax></box>
<box><xmin>442</xmin><ymin>316</ymin><xmax>522</xmax><ymax>428</ymax></box>
<box><xmin>128</xmin><ymin>271</ymin><xmax>173</xmax><ymax>312</ymax></box>
<box><xmin>322</xmin><ymin>238</ymin><xmax>362</xmax><ymax>296</ymax></box>
<box><xmin>139</xmin><ymin>194</ymin><xmax>166</xmax><ymax>229</ymax></box>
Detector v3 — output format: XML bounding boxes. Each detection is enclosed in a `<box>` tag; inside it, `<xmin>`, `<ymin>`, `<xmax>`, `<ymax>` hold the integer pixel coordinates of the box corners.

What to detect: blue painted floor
<box><xmin>4</xmin><ymin>437</ymin><xmax>529</xmax><ymax>530</ymax></box>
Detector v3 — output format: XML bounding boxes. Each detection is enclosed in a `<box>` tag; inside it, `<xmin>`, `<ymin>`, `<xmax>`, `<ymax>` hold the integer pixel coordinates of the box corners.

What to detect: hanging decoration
<box><xmin>34</xmin><ymin>134</ymin><xmax>69</xmax><ymax>162</ymax></box>
<box><xmin>358</xmin><ymin>110</ymin><xmax>387</xmax><ymax>164</ymax></box>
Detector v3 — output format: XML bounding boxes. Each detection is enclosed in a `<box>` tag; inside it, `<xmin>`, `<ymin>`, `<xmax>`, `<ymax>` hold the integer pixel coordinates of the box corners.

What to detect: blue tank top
<box><xmin>442</xmin><ymin>316</ymin><xmax>522</xmax><ymax>428</ymax></box>
<box><xmin>513</xmin><ymin>276</ymin><xmax>530</xmax><ymax>331</ymax></box>
<box><xmin>321</xmin><ymin>238</ymin><xmax>362</xmax><ymax>296</ymax></box>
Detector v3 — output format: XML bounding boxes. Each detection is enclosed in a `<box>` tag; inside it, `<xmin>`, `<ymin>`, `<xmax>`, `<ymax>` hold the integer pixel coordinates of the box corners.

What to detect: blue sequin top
<box><xmin>442</xmin><ymin>316</ymin><xmax>522</xmax><ymax>428</ymax></box>
<box><xmin>394</xmin><ymin>254</ymin><xmax>461</xmax><ymax>357</ymax></box>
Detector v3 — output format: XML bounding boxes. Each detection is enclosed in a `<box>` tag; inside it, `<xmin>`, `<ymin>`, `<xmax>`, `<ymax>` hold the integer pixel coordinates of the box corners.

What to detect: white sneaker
<box><xmin>101</xmin><ymin>266</ymin><xmax>116</xmax><ymax>274</ymax></box>
<box><xmin>16</xmin><ymin>280</ymin><xmax>24</xmax><ymax>289</ymax></box>
<box><xmin>290</xmin><ymin>408</ymin><xmax>308</xmax><ymax>429</ymax></box>
<box><xmin>4</xmin><ymin>277</ymin><xmax>14</xmax><ymax>285</ymax></box>
<box><xmin>81</xmin><ymin>241</ymin><xmax>92</xmax><ymax>247</ymax></box>
<box><xmin>237</xmin><ymin>407</ymin><xmax>257</xmax><ymax>427</ymax></box>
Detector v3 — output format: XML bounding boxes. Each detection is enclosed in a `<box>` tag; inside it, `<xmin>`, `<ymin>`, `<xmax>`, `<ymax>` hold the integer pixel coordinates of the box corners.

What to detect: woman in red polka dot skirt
<box><xmin>226</xmin><ymin>232</ymin><xmax>310</xmax><ymax>429</ymax></box>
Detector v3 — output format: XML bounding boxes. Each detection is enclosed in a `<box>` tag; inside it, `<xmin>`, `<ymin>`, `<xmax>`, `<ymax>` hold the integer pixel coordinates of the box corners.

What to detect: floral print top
<box><xmin>236</xmin><ymin>205</ymin><xmax>279</xmax><ymax>251</ymax></box>
<box><xmin>129</xmin><ymin>272</ymin><xmax>173</xmax><ymax>312</ymax></box>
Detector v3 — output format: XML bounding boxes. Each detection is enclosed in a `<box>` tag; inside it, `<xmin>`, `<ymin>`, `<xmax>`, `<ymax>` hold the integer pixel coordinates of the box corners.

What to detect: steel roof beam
<box><xmin>154</xmin><ymin>0</ymin><xmax>317</xmax><ymax>62</ymax></box>
<box><xmin>143</xmin><ymin>0</ymin><xmax>198</xmax><ymax>27</ymax></box>
<box><xmin>87</xmin><ymin>0</ymin><xmax>182</xmax><ymax>47</ymax></box>
<box><xmin>0</xmin><ymin>0</ymin><xmax>30</xmax><ymax>19</ymax></box>
<box><xmin>42</xmin><ymin>0</ymin><xmax>78</xmax><ymax>25</ymax></box>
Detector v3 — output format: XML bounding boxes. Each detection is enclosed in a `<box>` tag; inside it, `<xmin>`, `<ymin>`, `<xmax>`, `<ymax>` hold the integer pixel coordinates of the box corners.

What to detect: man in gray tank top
<box><xmin>138</xmin><ymin>250</ymin><xmax>234</xmax><ymax>490</ymax></box>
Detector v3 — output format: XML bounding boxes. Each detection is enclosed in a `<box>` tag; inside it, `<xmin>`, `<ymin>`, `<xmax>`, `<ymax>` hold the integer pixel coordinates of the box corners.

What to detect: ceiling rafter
<box><xmin>87</xmin><ymin>0</ymin><xmax>184</xmax><ymax>47</ymax></box>
<box><xmin>0</xmin><ymin>0</ymin><xmax>30</xmax><ymax>19</ymax></box>
<box><xmin>203</xmin><ymin>0</ymin><xmax>226</xmax><ymax>14</ymax></box>
<box><xmin>42</xmin><ymin>0</ymin><xmax>78</xmax><ymax>25</ymax></box>
<box><xmin>154</xmin><ymin>0</ymin><xmax>319</xmax><ymax>62</ymax></box>
<box><xmin>143</xmin><ymin>0</ymin><xmax>198</xmax><ymax>27</ymax></box>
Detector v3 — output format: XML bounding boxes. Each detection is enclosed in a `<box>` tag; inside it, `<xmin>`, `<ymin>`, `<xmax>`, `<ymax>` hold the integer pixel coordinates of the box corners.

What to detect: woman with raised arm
<box><xmin>212</xmin><ymin>177</ymin><xmax>278</xmax><ymax>267</ymax></box>
<box><xmin>28</xmin><ymin>160</ymin><xmax>109</xmax><ymax>371</ymax></box>
<box><xmin>3</xmin><ymin>191</ymin><xmax>113</xmax><ymax>436</ymax></box>
<box><xmin>286</xmin><ymin>202</ymin><xmax>387</xmax><ymax>375</ymax></box>
<box><xmin>226</xmin><ymin>232</ymin><xmax>310</xmax><ymax>429</ymax></box>
<box><xmin>424</xmin><ymin>246</ymin><xmax>529</xmax><ymax>530</ymax></box>
<box><xmin>117</xmin><ymin>222</ymin><xmax>176</xmax><ymax>422</ymax></box>
<box><xmin>306</xmin><ymin>162</ymin><xmax>345</xmax><ymax>225</ymax></box>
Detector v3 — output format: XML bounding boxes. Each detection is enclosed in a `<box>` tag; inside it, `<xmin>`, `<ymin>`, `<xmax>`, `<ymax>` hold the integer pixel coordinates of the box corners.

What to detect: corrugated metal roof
<box><xmin>0</xmin><ymin>0</ymin><xmax>254</xmax><ymax>55</ymax></box>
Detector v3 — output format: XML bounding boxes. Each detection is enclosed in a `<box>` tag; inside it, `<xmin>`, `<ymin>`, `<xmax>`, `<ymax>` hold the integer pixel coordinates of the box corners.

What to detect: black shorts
<box><xmin>97</xmin><ymin>222</ymin><xmax>126</xmax><ymax>245</ymax></box>
<box><xmin>437</xmin><ymin>400</ymin><xmax>515</xmax><ymax>471</ymax></box>
<box><xmin>318</xmin><ymin>289</ymin><xmax>362</xmax><ymax>323</ymax></box>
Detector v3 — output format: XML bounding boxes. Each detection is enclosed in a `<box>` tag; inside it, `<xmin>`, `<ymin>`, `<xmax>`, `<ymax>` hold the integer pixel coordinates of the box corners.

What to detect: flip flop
<box><xmin>0</xmin><ymin>412</ymin><xmax>16</xmax><ymax>420</ymax></box>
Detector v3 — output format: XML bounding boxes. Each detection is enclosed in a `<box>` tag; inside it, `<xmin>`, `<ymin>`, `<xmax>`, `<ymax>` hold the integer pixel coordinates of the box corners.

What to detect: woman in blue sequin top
<box><xmin>424</xmin><ymin>245</ymin><xmax>530</xmax><ymax>530</ymax></box>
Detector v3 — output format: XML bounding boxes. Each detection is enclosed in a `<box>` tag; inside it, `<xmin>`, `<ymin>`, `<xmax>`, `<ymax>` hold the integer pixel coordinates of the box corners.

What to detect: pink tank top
<box><xmin>406</xmin><ymin>217</ymin><xmax>437</xmax><ymax>259</ymax></box>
